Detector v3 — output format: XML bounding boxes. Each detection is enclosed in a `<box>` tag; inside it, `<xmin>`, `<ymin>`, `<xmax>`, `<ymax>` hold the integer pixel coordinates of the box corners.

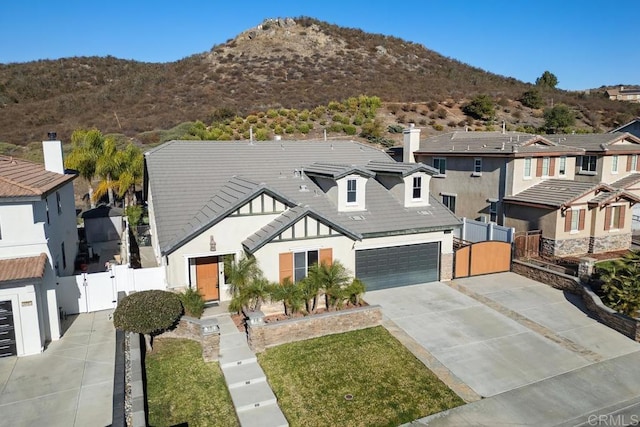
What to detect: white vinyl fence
<box><xmin>454</xmin><ymin>217</ymin><xmax>515</xmax><ymax>243</ymax></box>
<box><xmin>56</xmin><ymin>265</ymin><xmax>165</xmax><ymax>315</ymax></box>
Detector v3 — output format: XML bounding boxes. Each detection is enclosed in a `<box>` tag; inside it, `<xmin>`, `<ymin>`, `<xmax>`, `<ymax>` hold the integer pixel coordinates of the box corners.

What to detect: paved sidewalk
<box><xmin>0</xmin><ymin>310</ymin><xmax>115</xmax><ymax>427</ymax></box>
<box><xmin>203</xmin><ymin>307</ymin><xmax>288</xmax><ymax>427</ymax></box>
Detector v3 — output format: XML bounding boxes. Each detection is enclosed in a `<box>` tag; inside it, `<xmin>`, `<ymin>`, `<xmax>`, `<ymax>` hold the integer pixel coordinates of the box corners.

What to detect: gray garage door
<box><xmin>0</xmin><ymin>300</ymin><xmax>16</xmax><ymax>358</ymax></box>
<box><xmin>356</xmin><ymin>242</ymin><xmax>440</xmax><ymax>291</ymax></box>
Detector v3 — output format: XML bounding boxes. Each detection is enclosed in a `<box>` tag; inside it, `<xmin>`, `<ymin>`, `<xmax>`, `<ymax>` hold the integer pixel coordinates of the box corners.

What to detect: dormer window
<box><xmin>347</xmin><ymin>179</ymin><xmax>357</xmax><ymax>204</ymax></box>
<box><xmin>412</xmin><ymin>176</ymin><xmax>422</xmax><ymax>199</ymax></box>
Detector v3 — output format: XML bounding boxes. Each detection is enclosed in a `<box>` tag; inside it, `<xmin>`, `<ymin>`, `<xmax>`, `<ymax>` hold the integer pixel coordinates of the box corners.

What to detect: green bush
<box><xmin>255</xmin><ymin>128</ymin><xmax>270</xmax><ymax>140</ymax></box>
<box><xmin>462</xmin><ymin>94</ymin><xmax>495</xmax><ymax>120</ymax></box>
<box><xmin>520</xmin><ymin>90</ymin><xmax>544</xmax><ymax>109</ymax></box>
<box><xmin>285</xmin><ymin>125</ymin><xmax>295</xmax><ymax>134</ymax></box>
<box><xmin>246</xmin><ymin>114</ymin><xmax>258</xmax><ymax>124</ymax></box>
<box><xmin>125</xmin><ymin>205</ymin><xmax>143</xmax><ymax>227</ymax></box>
<box><xmin>432</xmin><ymin>124</ymin><xmax>444</xmax><ymax>131</ymax></box>
<box><xmin>388</xmin><ymin>124</ymin><xmax>404</xmax><ymax>134</ymax></box>
<box><xmin>343</xmin><ymin>124</ymin><xmax>357</xmax><ymax>135</ymax></box>
<box><xmin>113</xmin><ymin>290</ymin><xmax>183</xmax><ymax>351</ymax></box>
<box><xmin>297</xmin><ymin>123</ymin><xmax>311</xmax><ymax>134</ymax></box>
<box><xmin>180</xmin><ymin>288</ymin><xmax>205</xmax><ymax>318</ymax></box>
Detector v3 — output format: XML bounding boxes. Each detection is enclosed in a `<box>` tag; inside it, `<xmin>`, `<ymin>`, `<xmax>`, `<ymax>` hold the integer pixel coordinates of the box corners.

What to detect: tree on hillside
<box><xmin>536</xmin><ymin>71</ymin><xmax>558</xmax><ymax>89</ymax></box>
<box><xmin>543</xmin><ymin>104</ymin><xmax>575</xmax><ymax>133</ymax></box>
<box><xmin>520</xmin><ymin>89</ymin><xmax>544</xmax><ymax>109</ymax></box>
<box><xmin>462</xmin><ymin>94</ymin><xmax>495</xmax><ymax>121</ymax></box>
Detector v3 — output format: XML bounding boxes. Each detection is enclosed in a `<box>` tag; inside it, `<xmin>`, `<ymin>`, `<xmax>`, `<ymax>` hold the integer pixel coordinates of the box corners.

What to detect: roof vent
<box><xmin>417</xmin><ymin>210</ymin><xmax>433</xmax><ymax>215</ymax></box>
<box><xmin>349</xmin><ymin>215</ymin><xmax>366</xmax><ymax>221</ymax></box>
<box><xmin>299</xmin><ymin>184</ymin><xmax>309</xmax><ymax>192</ymax></box>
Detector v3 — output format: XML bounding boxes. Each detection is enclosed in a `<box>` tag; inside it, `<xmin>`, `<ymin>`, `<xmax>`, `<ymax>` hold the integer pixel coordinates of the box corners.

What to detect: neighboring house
<box><xmin>606</xmin><ymin>87</ymin><xmax>640</xmax><ymax>103</ymax></box>
<box><xmin>0</xmin><ymin>140</ymin><xmax>78</xmax><ymax>357</ymax></box>
<box><xmin>144</xmin><ymin>139</ymin><xmax>460</xmax><ymax>303</ymax></box>
<box><xmin>407</xmin><ymin>129</ymin><xmax>640</xmax><ymax>256</ymax></box>
<box><xmin>610</xmin><ymin>117</ymin><xmax>640</xmax><ymax>139</ymax></box>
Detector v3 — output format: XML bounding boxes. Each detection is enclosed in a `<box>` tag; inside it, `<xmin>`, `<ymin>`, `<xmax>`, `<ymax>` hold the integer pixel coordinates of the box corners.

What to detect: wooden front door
<box><xmin>195</xmin><ymin>256</ymin><xmax>219</xmax><ymax>301</ymax></box>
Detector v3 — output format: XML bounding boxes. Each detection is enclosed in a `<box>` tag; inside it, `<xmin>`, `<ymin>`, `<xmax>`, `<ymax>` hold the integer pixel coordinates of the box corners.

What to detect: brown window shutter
<box><xmin>619</xmin><ymin>206</ymin><xmax>626</xmax><ymax>229</ymax></box>
<box><xmin>627</xmin><ymin>155</ymin><xmax>633</xmax><ymax>172</ymax></box>
<box><xmin>549</xmin><ymin>158</ymin><xmax>556</xmax><ymax>176</ymax></box>
<box><xmin>564</xmin><ymin>210</ymin><xmax>572</xmax><ymax>232</ymax></box>
<box><xmin>536</xmin><ymin>158</ymin><xmax>543</xmax><ymax>177</ymax></box>
<box><xmin>578</xmin><ymin>209</ymin><xmax>585</xmax><ymax>230</ymax></box>
<box><xmin>604</xmin><ymin>207</ymin><xmax>611</xmax><ymax>231</ymax></box>
<box><xmin>279</xmin><ymin>252</ymin><xmax>293</xmax><ymax>284</ymax></box>
<box><xmin>319</xmin><ymin>248</ymin><xmax>333</xmax><ymax>266</ymax></box>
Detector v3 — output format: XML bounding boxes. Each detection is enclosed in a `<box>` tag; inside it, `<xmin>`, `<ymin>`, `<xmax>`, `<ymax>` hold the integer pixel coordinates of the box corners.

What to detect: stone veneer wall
<box><xmin>513</xmin><ymin>260</ymin><xmax>640</xmax><ymax>341</ymax></box>
<box><xmin>541</xmin><ymin>237</ymin><xmax>590</xmax><ymax>257</ymax></box>
<box><xmin>440</xmin><ymin>253</ymin><xmax>453</xmax><ymax>281</ymax></box>
<box><xmin>247</xmin><ymin>305</ymin><xmax>382</xmax><ymax>352</ymax></box>
<box><xmin>589</xmin><ymin>233</ymin><xmax>632</xmax><ymax>254</ymax></box>
<box><xmin>157</xmin><ymin>316</ymin><xmax>220</xmax><ymax>362</ymax></box>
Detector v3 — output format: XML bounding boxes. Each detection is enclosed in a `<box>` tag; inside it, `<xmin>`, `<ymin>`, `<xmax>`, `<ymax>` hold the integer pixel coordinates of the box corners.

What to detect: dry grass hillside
<box><xmin>0</xmin><ymin>17</ymin><xmax>638</xmax><ymax>147</ymax></box>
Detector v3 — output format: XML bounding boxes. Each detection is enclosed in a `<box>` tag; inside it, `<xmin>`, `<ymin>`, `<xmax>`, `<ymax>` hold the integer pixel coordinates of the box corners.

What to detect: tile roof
<box><xmin>366</xmin><ymin>160</ymin><xmax>439</xmax><ymax>177</ymax></box>
<box><xmin>611</xmin><ymin>173</ymin><xmax>640</xmax><ymax>189</ymax></box>
<box><xmin>303</xmin><ymin>162</ymin><xmax>375</xmax><ymax>179</ymax></box>
<box><xmin>415</xmin><ymin>131</ymin><xmax>583</xmax><ymax>156</ymax></box>
<box><xmin>503</xmin><ymin>180</ymin><xmax>601</xmax><ymax>208</ymax></box>
<box><xmin>0</xmin><ymin>156</ymin><xmax>76</xmax><ymax>198</ymax></box>
<box><xmin>145</xmin><ymin>140</ymin><xmax>461</xmax><ymax>254</ymax></box>
<box><xmin>0</xmin><ymin>253</ymin><xmax>48</xmax><ymax>282</ymax></box>
<box><xmin>588</xmin><ymin>190</ymin><xmax>640</xmax><ymax>208</ymax></box>
<box><xmin>549</xmin><ymin>132</ymin><xmax>640</xmax><ymax>152</ymax></box>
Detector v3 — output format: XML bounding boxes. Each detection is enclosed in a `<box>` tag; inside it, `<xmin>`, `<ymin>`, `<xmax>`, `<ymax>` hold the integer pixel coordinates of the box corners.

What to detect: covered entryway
<box><xmin>356</xmin><ymin>242</ymin><xmax>440</xmax><ymax>291</ymax></box>
<box><xmin>454</xmin><ymin>240</ymin><xmax>511</xmax><ymax>278</ymax></box>
<box><xmin>195</xmin><ymin>256</ymin><xmax>220</xmax><ymax>301</ymax></box>
<box><xmin>0</xmin><ymin>300</ymin><xmax>16</xmax><ymax>357</ymax></box>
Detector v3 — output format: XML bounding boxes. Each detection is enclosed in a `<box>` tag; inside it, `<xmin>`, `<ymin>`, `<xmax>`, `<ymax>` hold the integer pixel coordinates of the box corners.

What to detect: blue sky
<box><xmin>1</xmin><ymin>1</ymin><xmax>637</xmax><ymax>91</ymax></box>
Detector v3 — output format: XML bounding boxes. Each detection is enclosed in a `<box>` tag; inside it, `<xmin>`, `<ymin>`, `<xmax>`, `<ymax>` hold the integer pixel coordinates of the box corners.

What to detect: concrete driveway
<box><xmin>365</xmin><ymin>272</ymin><xmax>640</xmax><ymax>425</ymax></box>
<box><xmin>0</xmin><ymin>310</ymin><xmax>115</xmax><ymax>427</ymax></box>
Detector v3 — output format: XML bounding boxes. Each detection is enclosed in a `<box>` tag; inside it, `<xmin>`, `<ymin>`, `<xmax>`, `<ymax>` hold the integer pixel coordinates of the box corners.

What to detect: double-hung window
<box><xmin>541</xmin><ymin>157</ymin><xmax>550</xmax><ymax>177</ymax></box>
<box><xmin>605</xmin><ymin>206</ymin><xmax>624</xmax><ymax>231</ymax></box>
<box><xmin>293</xmin><ymin>250</ymin><xmax>319</xmax><ymax>283</ymax></box>
<box><xmin>559</xmin><ymin>156</ymin><xmax>567</xmax><ymax>177</ymax></box>
<box><xmin>473</xmin><ymin>158</ymin><xmax>482</xmax><ymax>175</ymax></box>
<box><xmin>611</xmin><ymin>155</ymin><xmax>619</xmax><ymax>174</ymax></box>
<box><xmin>412</xmin><ymin>176</ymin><xmax>422</xmax><ymax>199</ymax></box>
<box><xmin>346</xmin><ymin>179</ymin><xmax>357</xmax><ymax>203</ymax></box>
<box><xmin>433</xmin><ymin>158</ymin><xmax>446</xmax><ymax>175</ymax></box>
<box><xmin>523</xmin><ymin>157</ymin><xmax>532</xmax><ymax>178</ymax></box>
<box><xmin>442</xmin><ymin>195</ymin><xmax>456</xmax><ymax>213</ymax></box>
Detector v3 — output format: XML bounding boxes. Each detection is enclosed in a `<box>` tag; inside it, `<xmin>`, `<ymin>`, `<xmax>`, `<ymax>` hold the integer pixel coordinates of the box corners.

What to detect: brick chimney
<box><xmin>403</xmin><ymin>123</ymin><xmax>421</xmax><ymax>163</ymax></box>
<box><xmin>42</xmin><ymin>132</ymin><xmax>65</xmax><ymax>174</ymax></box>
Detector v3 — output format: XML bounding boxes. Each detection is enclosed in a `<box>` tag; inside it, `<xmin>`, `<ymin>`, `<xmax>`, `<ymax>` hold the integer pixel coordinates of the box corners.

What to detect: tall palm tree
<box><xmin>65</xmin><ymin>128</ymin><xmax>105</xmax><ymax>208</ymax></box>
<box><xmin>115</xmin><ymin>143</ymin><xmax>143</xmax><ymax>207</ymax></box>
<box><xmin>94</xmin><ymin>138</ymin><xmax>122</xmax><ymax>206</ymax></box>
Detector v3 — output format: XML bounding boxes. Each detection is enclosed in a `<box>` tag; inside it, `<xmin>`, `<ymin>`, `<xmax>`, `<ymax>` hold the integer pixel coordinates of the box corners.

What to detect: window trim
<box><xmin>293</xmin><ymin>249</ymin><xmax>319</xmax><ymax>283</ymax></box>
<box><xmin>412</xmin><ymin>176</ymin><xmax>422</xmax><ymax>200</ymax></box>
<box><xmin>523</xmin><ymin>157</ymin><xmax>532</xmax><ymax>179</ymax></box>
<box><xmin>611</xmin><ymin>155</ymin><xmax>619</xmax><ymax>174</ymax></box>
<box><xmin>433</xmin><ymin>157</ymin><xmax>447</xmax><ymax>176</ymax></box>
<box><xmin>558</xmin><ymin>156</ymin><xmax>567</xmax><ymax>177</ymax></box>
<box><xmin>346</xmin><ymin>178</ymin><xmax>357</xmax><ymax>204</ymax></box>
<box><xmin>472</xmin><ymin>158</ymin><xmax>482</xmax><ymax>176</ymax></box>
<box><xmin>579</xmin><ymin>155</ymin><xmax>597</xmax><ymax>175</ymax></box>
<box><xmin>442</xmin><ymin>194</ymin><xmax>456</xmax><ymax>213</ymax></box>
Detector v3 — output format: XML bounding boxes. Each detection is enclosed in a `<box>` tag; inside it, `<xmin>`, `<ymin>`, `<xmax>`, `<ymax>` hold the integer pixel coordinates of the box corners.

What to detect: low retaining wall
<box><xmin>247</xmin><ymin>305</ymin><xmax>383</xmax><ymax>352</ymax></box>
<box><xmin>157</xmin><ymin>316</ymin><xmax>220</xmax><ymax>362</ymax></box>
<box><xmin>513</xmin><ymin>260</ymin><xmax>640</xmax><ymax>341</ymax></box>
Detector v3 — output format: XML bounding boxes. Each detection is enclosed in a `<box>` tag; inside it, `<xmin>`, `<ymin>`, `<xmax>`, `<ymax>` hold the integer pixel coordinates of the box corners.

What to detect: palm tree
<box><xmin>65</xmin><ymin>128</ymin><xmax>105</xmax><ymax>208</ymax></box>
<box><xmin>271</xmin><ymin>277</ymin><xmax>303</xmax><ymax>316</ymax></box>
<box><xmin>94</xmin><ymin>138</ymin><xmax>122</xmax><ymax>206</ymax></box>
<box><xmin>300</xmin><ymin>263</ymin><xmax>323</xmax><ymax>314</ymax></box>
<box><xmin>320</xmin><ymin>261</ymin><xmax>352</xmax><ymax>311</ymax></box>
<box><xmin>225</xmin><ymin>254</ymin><xmax>263</xmax><ymax>313</ymax></box>
<box><xmin>599</xmin><ymin>251</ymin><xmax>640</xmax><ymax>317</ymax></box>
<box><xmin>115</xmin><ymin>143</ymin><xmax>143</xmax><ymax>207</ymax></box>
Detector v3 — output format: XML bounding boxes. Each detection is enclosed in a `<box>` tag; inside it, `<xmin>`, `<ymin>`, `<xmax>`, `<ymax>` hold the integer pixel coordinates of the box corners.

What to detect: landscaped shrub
<box><xmin>180</xmin><ymin>288</ymin><xmax>205</xmax><ymax>318</ymax></box>
<box><xmin>113</xmin><ymin>290</ymin><xmax>183</xmax><ymax>351</ymax></box>
<box><xmin>597</xmin><ymin>252</ymin><xmax>640</xmax><ymax>317</ymax></box>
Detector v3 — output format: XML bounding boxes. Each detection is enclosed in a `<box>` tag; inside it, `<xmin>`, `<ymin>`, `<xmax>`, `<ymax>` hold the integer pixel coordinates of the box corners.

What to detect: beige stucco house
<box><xmin>405</xmin><ymin>129</ymin><xmax>640</xmax><ymax>256</ymax></box>
<box><xmin>144</xmin><ymin>139</ymin><xmax>460</xmax><ymax>303</ymax></box>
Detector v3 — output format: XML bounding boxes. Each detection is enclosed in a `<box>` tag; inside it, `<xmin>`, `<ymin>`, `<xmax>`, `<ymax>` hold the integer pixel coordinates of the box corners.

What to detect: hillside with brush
<box><xmin>0</xmin><ymin>16</ymin><xmax>638</xmax><ymax>146</ymax></box>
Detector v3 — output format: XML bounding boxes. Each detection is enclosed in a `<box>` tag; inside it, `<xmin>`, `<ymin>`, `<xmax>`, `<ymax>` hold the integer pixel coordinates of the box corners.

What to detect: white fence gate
<box><xmin>56</xmin><ymin>265</ymin><xmax>165</xmax><ymax>315</ymax></box>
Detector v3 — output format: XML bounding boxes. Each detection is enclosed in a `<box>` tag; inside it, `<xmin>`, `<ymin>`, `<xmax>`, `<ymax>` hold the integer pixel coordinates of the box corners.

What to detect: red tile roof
<box><xmin>0</xmin><ymin>156</ymin><xmax>76</xmax><ymax>198</ymax></box>
<box><xmin>0</xmin><ymin>253</ymin><xmax>48</xmax><ymax>282</ymax></box>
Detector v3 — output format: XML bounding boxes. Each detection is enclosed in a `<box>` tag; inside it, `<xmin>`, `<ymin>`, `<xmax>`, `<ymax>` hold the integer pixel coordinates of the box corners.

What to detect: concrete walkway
<box><xmin>0</xmin><ymin>310</ymin><xmax>115</xmax><ymax>427</ymax></box>
<box><xmin>366</xmin><ymin>273</ymin><xmax>640</xmax><ymax>426</ymax></box>
<box><xmin>203</xmin><ymin>307</ymin><xmax>288</xmax><ymax>427</ymax></box>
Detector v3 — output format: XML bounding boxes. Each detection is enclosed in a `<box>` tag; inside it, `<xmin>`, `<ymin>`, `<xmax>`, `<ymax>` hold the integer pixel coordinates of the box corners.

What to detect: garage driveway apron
<box><xmin>365</xmin><ymin>273</ymin><xmax>640</xmax><ymax>399</ymax></box>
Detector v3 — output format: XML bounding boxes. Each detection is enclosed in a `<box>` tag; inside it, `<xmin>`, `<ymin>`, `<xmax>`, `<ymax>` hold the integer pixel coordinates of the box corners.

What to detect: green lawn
<box><xmin>258</xmin><ymin>326</ymin><xmax>464</xmax><ymax>427</ymax></box>
<box><xmin>145</xmin><ymin>338</ymin><xmax>239</xmax><ymax>427</ymax></box>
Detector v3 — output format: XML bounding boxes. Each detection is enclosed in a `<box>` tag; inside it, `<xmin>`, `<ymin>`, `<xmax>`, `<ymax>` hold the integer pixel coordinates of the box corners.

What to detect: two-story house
<box><xmin>0</xmin><ymin>139</ymin><xmax>78</xmax><ymax>357</ymax></box>
<box><xmin>144</xmin><ymin>139</ymin><xmax>460</xmax><ymax>301</ymax></box>
<box><xmin>406</xmin><ymin>128</ymin><xmax>640</xmax><ymax>257</ymax></box>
